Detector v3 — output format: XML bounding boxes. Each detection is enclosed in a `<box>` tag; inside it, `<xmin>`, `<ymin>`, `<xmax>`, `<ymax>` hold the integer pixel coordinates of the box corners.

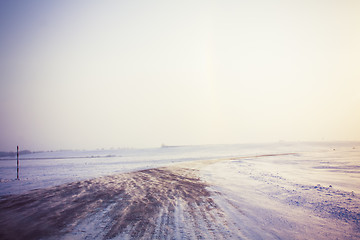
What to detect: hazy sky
<box><xmin>1</xmin><ymin>0</ymin><xmax>359</xmax><ymax>151</ymax></box>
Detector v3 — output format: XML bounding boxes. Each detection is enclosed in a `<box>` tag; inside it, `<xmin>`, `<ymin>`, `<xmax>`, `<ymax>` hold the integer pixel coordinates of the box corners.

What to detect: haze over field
<box><xmin>1</xmin><ymin>0</ymin><xmax>360</xmax><ymax>151</ymax></box>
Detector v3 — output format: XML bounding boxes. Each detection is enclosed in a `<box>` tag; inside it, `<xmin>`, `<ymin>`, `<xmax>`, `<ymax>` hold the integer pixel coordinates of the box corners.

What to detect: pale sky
<box><xmin>1</xmin><ymin>0</ymin><xmax>360</xmax><ymax>151</ymax></box>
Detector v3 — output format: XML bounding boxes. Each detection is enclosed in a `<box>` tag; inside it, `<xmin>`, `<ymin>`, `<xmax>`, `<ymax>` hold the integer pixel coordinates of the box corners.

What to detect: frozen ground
<box><xmin>0</xmin><ymin>143</ymin><xmax>300</xmax><ymax>196</ymax></box>
<box><xmin>0</xmin><ymin>144</ymin><xmax>251</xmax><ymax>196</ymax></box>
<box><xmin>0</xmin><ymin>142</ymin><xmax>359</xmax><ymax>239</ymax></box>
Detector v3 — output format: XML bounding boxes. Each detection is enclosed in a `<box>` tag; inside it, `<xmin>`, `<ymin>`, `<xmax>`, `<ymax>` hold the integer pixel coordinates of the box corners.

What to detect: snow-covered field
<box><xmin>0</xmin><ymin>142</ymin><xmax>304</xmax><ymax>196</ymax></box>
<box><xmin>198</xmin><ymin>143</ymin><xmax>360</xmax><ymax>239</ymax></box>
<box><xmin>0</xmin><ymin>142</ymin><xmax>359</xmax><ymax>239</ymax></box>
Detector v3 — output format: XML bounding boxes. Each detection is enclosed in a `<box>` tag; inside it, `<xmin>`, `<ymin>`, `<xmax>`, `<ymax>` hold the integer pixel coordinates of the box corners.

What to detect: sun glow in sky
<box><xmin>1</xmin><ymin>0</ymin><xmax>360</xmax><ymax>151</ymax></box>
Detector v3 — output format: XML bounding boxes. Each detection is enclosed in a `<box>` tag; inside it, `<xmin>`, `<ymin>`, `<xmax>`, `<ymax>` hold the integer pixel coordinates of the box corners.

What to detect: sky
<box><xmin>0</xmin><ymin>0</ymin><xmax>360</xmax><ymax>151</ymax></box>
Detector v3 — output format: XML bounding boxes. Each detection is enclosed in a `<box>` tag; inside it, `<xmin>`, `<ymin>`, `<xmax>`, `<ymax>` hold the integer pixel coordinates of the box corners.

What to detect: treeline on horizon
<box><xmin>0</xmin><ymin>150</ymin><xmax>32</xmax><ymax>158</ymax></box>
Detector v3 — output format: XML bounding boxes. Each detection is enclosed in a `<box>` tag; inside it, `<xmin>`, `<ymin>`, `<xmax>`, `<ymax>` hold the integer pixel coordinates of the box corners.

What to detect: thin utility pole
<box><xmin>17</xmin><ymin>146</ymin><xmax>19</xmax><ymax>180</ymax></box>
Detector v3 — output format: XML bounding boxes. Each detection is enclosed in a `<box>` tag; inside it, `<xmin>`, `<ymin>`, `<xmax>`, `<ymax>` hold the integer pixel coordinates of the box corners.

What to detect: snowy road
<box><xmin>0</xmin><ymin>143</ymin><xmax>359</xmax><ymax>239</ymax></box>
<box><xmin>0</xmin><ymin>166</ymin><xmax>242</xmax><ymax>240</ymax></box>
<box><xmin>1</xmin><ymin>161</ymin><xmax>359</xmax><ymax>239</ymax></box>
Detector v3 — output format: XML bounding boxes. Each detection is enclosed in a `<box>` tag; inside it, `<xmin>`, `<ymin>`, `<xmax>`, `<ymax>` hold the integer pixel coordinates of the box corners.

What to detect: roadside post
<box><xmin>17</xmin><ymin>146</ymin><xmax>19</xmax><ymax>180</ymax></box>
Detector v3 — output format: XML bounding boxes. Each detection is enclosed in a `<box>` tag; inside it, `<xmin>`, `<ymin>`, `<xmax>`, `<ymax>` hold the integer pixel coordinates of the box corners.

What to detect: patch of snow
<box><xmin>198</xmin><ymin>143</ymin><xmax>360</xmax><ymax>239</ymax></box>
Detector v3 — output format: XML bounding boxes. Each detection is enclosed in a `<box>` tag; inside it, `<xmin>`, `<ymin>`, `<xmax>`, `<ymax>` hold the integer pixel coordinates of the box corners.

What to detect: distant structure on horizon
<box><xmin>161</xmin><ymin>144</ymin><xmax>180</xmax><ymax>148</ymax></box>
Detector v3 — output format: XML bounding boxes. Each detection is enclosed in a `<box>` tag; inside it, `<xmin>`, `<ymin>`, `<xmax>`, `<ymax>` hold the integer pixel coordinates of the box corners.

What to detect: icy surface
<box><xmin>197</xmin><ymin>142</ymin><xmax>360</xmax><ymax>239</ymax></box>
<box><xmin>0</xmin><ymin>142</ymin><xmax>359</xmax><ymax>197</ymax></box>
<box><xmin>0</xmin><ymin>144</ymin><xmax>252</xmax><ymax>196</ymax></box>
<box><xmin>0</xmin><ymin>142</ymin><xmax>359</xmax><ymax>239</ymax></box>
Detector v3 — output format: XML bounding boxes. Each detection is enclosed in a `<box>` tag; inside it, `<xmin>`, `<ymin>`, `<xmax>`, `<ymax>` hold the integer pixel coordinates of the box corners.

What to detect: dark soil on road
<box><xmin>0</xmin><ymin>167</ymin><xmax>228</xmax><ymax>240</ymax></box>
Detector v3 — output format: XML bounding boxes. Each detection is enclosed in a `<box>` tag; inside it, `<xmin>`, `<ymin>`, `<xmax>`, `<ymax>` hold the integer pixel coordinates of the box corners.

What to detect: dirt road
<box><xmin>1</xmin><ymin>163</ymin><xmax>359</xmax><ymax>240</ymax></box>
<box><xmin>0</xmin><ymin>167</ymin><xmax>235</xmax><ymax>240</ymax></box>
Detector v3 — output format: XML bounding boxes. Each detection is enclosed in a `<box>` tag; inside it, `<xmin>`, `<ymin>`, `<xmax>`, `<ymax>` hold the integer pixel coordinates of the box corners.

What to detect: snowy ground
<box><xmin>0</xmin><ymin>143</ymin><xmax>298</xmax><ymax>196</ymax></box>
<box><xmin>0</xmin><ymin>142</ymin><xmax>359</xmax><ymax>239</ymax></box>
<box><xmin>198</xmin><ymin>151</ymin><xmax>360</xmax><ymax>239</ymax></box>
<box><xmin>0</xmin><ymin>144</ymin><xmax>245</xmax><ymax>196</ymax></box>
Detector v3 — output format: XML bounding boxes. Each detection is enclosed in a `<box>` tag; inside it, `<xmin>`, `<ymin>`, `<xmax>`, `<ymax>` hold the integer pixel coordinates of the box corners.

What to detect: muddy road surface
<box><xmin>0</xmin><ymin>167</ymin><xmax>234</xmax><ymax>240</ymax></box>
